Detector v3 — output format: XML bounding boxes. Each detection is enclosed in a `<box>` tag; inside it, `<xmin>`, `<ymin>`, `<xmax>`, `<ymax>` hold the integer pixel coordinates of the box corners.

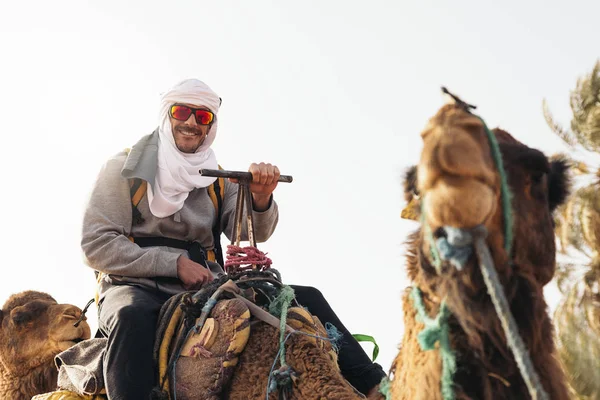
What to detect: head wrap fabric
<box><xmin>147</xmin><ymin>78</ymin><xmax>220</xmax><ymax>218</ymax></box>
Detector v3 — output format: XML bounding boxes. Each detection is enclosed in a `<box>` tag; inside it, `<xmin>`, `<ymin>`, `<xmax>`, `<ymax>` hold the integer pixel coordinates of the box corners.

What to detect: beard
<box><xmin>173</xmin><ymin>125</ymin><xmax>207</xmax><ymax>153</ymax></box>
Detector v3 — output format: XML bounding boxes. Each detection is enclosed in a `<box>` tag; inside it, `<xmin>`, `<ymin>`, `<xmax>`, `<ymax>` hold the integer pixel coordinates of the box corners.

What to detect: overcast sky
<box><xmin>0</xmin><ymin>0</ymin><xmax>598</xmax><ymax>372</ymax></box>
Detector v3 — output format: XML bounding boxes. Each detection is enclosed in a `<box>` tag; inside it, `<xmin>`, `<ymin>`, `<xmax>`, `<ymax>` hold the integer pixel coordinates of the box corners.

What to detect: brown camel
<box><xmin>0</xmin><ymin>290</ymin><xmax>91</xmax><ymax>400</ymax></box>
<box><xmin>390</xmin><ymin>98</ymin><xmax>572</xmax><ymax>399</ymax></box>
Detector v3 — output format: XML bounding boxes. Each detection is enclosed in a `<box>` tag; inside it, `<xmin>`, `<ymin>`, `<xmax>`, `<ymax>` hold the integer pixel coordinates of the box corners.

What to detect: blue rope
<box><xmin>325</xmin><ymin>322</ymin><xmax>343</xmax><ymax>352</ymax></box>
<box><xmin>436</xmin><ymin>226</ymin><xmax>476</xmax><ymax>270</ymax></box>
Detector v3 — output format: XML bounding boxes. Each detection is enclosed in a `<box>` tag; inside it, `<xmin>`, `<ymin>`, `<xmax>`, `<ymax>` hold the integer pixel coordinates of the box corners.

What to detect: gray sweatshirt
<box><xmin>81</xmin><ymin>131</ymin><xmax>279</xmax><ymax>299</ymax></box>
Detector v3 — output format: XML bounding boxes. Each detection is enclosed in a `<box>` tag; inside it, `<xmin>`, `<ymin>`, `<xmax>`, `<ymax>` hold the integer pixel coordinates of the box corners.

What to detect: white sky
<box><xmin>0</xmin><ymin>0</ymin><xmax>598</xmax><ymax>372</ymax></box>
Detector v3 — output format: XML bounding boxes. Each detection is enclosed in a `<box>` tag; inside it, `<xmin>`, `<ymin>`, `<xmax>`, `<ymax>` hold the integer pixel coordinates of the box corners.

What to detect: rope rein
<box><xmin>265</xmin><ymin>330</ymin><xmax>341</xmax><ymax>400</ymax></box>
<box><xmin>411</xmin><ymin>287</ymin><xmax>456</xmax><ymax>400</ymax></box>
<box><xmin>266</xmin><ymin>285</ymin><xmax>296</xmax><ymax>400</ymax></box>
<box><xmin>473</xmin><ymin>232</ymin><xmax>548</xmax><ymax>400</ymax></box>
<box><xmin>415</xmin><ymin>105</ymin><xmax>549</xmax><ymax>400</ymax></box>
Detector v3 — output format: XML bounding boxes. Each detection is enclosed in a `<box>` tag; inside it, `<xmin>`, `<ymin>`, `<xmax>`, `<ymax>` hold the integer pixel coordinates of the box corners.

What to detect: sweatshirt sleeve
<box><xmin>220</xmin><ymin>178</ymin><xmax>279</xmax><ymax>243</ymax></box>
<box><xmin>80</xmin><ymin>156</ymin><xmax>180</xmax><ymax>278</ymax></box>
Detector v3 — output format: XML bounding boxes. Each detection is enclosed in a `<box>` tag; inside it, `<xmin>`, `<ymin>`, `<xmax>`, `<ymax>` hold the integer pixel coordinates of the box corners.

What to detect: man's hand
<box><xmin>230</xmin><ymin>162</ymin><xmax>280</xmax><ymax>212</ymax></box>
<box><xmin>177</xmin><ymin>255</ymin><xmax>214</xmax><ymax>290</ymax></box>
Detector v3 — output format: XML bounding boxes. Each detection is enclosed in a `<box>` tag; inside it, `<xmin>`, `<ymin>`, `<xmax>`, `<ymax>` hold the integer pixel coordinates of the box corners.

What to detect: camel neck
<box><xmin>0</xmin><ymin>357</ymin><xmax>57</xmax><ymax>400</ymax></box>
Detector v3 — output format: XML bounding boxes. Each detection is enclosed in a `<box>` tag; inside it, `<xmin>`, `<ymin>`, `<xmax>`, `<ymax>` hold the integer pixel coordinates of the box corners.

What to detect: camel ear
<box><xmin>10</xmin><ymin>305</ymin><xmax>35</xmax><ymax>325</ymax></box>
<box><xmin>548</xmin><ymin>157</ymin><xmax>571</xmax><ymax>212</ymax></box>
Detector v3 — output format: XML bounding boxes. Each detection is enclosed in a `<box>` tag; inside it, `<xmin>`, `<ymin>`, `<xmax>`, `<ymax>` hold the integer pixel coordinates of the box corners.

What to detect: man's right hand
<box><xmin>176</xmin><ymin>255</ymin><xmax>214</xmax><ymax>290</ymax></box>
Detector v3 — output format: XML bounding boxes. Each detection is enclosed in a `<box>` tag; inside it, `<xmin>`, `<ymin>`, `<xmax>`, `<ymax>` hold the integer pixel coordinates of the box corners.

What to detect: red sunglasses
<box><xmin>169</xmin><ymin>104</ymin><xmax>215</xmax><ymax>125</ymax></box>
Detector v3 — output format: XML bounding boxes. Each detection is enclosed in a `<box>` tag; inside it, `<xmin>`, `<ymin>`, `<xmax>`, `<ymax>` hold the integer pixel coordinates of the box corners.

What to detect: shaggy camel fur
<box><xmin>163</xmin><ymin>291</ymin><xmax>372</xmax><ymax>400</ymax></box>
<box><xmin>225</xmin><ymin>308</ymin><xmax>368</xmax><ymax>399</ymax></box>
<box><xmin>0</xmin><ymin>291</ymin><xmax>91</xmax><ymax>400</ymax></box>
<box><xmin>390</xmin><ymin>101</ymin><xmax>571</xmax><ymax>399</ymax></box>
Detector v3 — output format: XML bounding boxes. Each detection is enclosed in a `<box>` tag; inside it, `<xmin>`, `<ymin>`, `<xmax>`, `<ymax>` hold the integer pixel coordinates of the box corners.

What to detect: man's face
<box><xmin>169</xmin><ymin>103</ymin><xmax>212</xmax><ymax>154</ymax></box>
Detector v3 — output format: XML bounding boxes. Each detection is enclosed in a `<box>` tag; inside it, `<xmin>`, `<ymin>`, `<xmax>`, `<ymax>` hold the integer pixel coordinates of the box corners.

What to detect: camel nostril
<box><xmin>433</xmin><ymin>227</ymin><xmax>447</xmax><ymax>240</ymax></box>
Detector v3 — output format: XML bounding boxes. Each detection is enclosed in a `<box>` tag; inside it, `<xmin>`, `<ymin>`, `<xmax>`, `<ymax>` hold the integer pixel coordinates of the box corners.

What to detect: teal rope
<box><xmin>266</xmin><ymin>329</ymin><xmax>338</xmax><ymax>400</ymax></box>
<box><xmin>378</xmin><ymin>376</ymin><xmax>392</xmax><ymax>400</ymax></box>
<box><xmin>411</xmin><ymin>286</ymin><xmax>456</xmax><ymax>400</ymax></box>
<box><xmin>476</xmin><ymin>117</ymin><xmax>548</xmax><ymax>399</ymax></box>
<box><xmin>268</xmin><ymin>285</ymin><xmax>295</xmax><ymax>367</ymax></box>
<box><xmin>478</xmin><ymin>117</ymin><xmax>513</xmax><ymax>254</ymax></box>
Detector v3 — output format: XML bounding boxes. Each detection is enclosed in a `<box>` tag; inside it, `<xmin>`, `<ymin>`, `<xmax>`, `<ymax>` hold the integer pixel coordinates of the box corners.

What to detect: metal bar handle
<box><xmin>200</xmin><ymin>169</ymin><xmax>293</xmax><ymax>183</ymax></box>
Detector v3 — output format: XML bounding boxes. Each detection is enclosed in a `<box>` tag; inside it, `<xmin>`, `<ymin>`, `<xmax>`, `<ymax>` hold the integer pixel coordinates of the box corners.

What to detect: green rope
<box><xmin>411</xmin><ymin>286</ymin><xmax>456</xmax><ymax>400</ymax></box>
<box><xmin>268</xmin><ymin>285</ymin><xmax>295</xmax><ymax>366</ymax></box>
<box><xmin>478</xmin><ymin>117</ymin><xmax>513</xmax><ymax>254</ymax></box>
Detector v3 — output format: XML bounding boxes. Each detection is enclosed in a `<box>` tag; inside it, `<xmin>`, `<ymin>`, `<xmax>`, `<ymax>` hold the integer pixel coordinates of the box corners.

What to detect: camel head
<box><xmin>402</xmin><ymin>96</ymin><xmax>570</xmax><ymax>352</ymax></box>
<box><xmin>0</xmin><ymin>291</ymin><xmax>91</xmax><ymax>377</ymax></box>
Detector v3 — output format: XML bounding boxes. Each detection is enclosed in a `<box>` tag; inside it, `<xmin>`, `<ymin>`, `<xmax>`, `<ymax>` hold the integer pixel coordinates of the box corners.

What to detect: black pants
<box><xmin>98</xmin><ymin>284</ymin><xmax>385</xmax><ymax>399</ymax></box>
<box><xmin>98</xmin><ymin>285</ymin><xmax>171</xmax><ymax>400</ymax></box>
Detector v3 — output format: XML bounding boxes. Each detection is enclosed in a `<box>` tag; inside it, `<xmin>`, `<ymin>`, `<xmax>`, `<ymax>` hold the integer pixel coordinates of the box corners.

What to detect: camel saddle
<box><xmin>150</xmin><ymin>276</ymin><xmax>338</xmax><ymax>400</ymax></box>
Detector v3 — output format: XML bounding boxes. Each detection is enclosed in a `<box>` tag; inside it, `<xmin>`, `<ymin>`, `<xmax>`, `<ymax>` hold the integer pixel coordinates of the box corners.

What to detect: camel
<box><xmin>0</xmin><ymin>290</ymin><xmax>91</xmax><ymax>400</ymax></box>
<box><xmin>390</xmin><ymin>97</ymin><xmax>572</xmax><ymax>399</ymax></box>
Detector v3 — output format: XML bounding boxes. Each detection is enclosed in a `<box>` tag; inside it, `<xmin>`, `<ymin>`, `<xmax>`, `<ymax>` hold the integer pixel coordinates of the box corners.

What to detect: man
<box><xmin>81</xmin><ymin>78</ymin><xmax>385</xmax><ymax>399</ymax></box>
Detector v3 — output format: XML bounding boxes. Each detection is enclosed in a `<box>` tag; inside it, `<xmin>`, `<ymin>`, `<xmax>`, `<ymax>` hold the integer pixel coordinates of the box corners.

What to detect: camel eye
<box><xmin>530</xmin><ymin>172</ymin><xmax>544</xmax><ymax>186</ymax></box>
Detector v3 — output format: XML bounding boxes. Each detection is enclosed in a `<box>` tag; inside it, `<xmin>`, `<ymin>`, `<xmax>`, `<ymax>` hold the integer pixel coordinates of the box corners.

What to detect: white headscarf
<box><xmin>147</xmin><ymin>78</ymin><xmax>221</xmax><ymax>218</ymax></box>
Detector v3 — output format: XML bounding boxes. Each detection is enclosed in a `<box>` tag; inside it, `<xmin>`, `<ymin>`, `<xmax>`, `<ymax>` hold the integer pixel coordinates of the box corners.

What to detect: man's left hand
<box><xmin>230</xmin><ymin>162</ymin><xmax>280</xmax><ymax>212</ymax></box>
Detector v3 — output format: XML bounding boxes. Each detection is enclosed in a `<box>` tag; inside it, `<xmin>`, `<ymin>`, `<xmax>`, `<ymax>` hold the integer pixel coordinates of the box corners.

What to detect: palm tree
<box><xmin>544</xmin><ymin>61</ymin><xmax>600</xmax><ymax>151</ymax></box>
<box><xmin>544</xmin><ymin>60</ymin><xmax>600</xmax><ymax>400</ymax></box>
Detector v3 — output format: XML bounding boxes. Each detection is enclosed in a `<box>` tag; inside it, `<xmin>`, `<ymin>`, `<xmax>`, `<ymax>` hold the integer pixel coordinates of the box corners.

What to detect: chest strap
<box><xmin>133</xmin><ymin>237</ymin><xmax>207</xmax><ymax>267</ymax></box>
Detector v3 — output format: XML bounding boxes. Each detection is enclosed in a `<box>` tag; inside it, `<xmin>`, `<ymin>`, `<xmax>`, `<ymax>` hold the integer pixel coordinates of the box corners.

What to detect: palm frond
<box><xmin>555</xmin><ymin>283</ymin><xmax>600</xmax><ymax>399</ymax></box>
<box><xmin>543</xmin><ymin>99</ymin><xmax>578</xmax><ymax>147</ymax></box>
<box><xmin>569</xmin><ymin>61</ymin><xmax>600</xmax><ymax>152</ymax></box>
